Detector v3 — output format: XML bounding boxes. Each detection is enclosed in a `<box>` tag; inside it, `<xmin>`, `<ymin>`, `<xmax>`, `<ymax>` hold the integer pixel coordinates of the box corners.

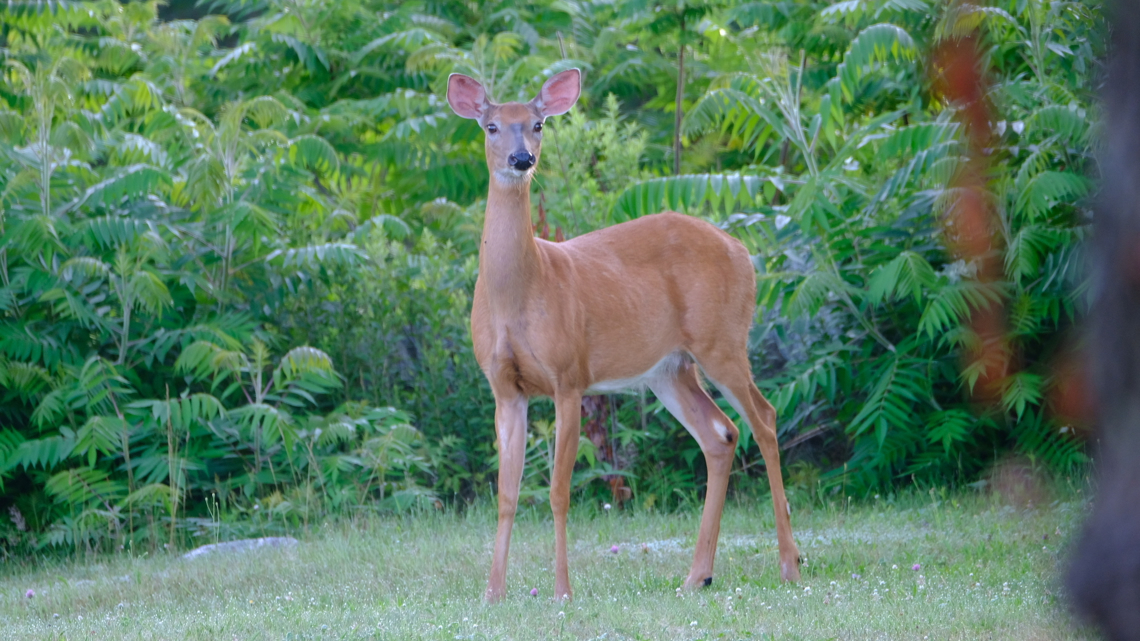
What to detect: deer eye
<box><xmin>487</xmin><ymin>124</ymin><xmax>498</xmax><ymax>134</ymax></box>
<box><xmin>533</xmin><ymin>122</ymin><xmax>543</xmax><ymax>133</ymax></box>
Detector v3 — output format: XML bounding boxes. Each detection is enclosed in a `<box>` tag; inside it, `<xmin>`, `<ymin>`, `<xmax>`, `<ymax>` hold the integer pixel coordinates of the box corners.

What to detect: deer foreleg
<box><xmin>486</xmin><ymin>393</ymin><xmax>528</xmax><ymax>602</ymax></box>
<box><xmin>550</xmin><ymin>389</ymin><xmax>582</xmax><ymax>601</ymax></box>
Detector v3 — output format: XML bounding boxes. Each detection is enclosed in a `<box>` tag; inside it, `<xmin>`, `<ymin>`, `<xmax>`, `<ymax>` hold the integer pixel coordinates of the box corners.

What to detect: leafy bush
<box><xmin>0</xmin><ymin>0</ymin><xmax>1104</xmax><ymax>552</ymax></box>
<box><xmin>615</xmin><ymin>1</ymin><xmax>1100</xmax><ymax>489</ymax></box>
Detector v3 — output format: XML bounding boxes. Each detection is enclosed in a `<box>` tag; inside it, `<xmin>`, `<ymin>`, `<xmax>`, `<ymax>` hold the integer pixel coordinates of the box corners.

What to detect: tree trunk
<box><xmin>1066</xmin><ymin>2</ymin><xmax>1140</xmax><ymax>638</ymax></box>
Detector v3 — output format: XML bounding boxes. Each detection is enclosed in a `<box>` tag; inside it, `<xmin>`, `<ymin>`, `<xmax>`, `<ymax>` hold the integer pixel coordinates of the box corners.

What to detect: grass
<box><xmin>0</xmin><ymin>488</ymin><xmax>1097</xmax><ymax>640</ymax></box>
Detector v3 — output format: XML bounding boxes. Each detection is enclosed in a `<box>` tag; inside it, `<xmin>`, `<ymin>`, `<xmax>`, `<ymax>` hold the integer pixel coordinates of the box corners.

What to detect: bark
<box><xmin>1066</xmin><ymin>3</ymin><xmax>1140</xmax><ymax>638</ymax></box>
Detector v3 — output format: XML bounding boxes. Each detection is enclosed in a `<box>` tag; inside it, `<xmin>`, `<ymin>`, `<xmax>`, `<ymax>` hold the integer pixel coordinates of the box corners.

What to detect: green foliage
<box><xmin>537</xmin><ymin>94</ymin><xmax>649</xmax><ymax>235</ymax></box>
<box><xmin>0</xmin><ymin>0</ymin><xmax>439</xmax><ymax>552</ymax></box>
<box><xmin>658</xmin><ymin>0</ymin><xmax>1099</xmax><ymax>490</ymax></box>
<box><xmin>0</xmin><ymin>0</ymin><xmax>1102</xmax><ymax>553</ymax></box>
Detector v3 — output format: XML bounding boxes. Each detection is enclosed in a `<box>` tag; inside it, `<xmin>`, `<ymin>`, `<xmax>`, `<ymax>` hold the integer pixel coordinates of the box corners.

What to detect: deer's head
<box><xmin>447</xmin><ymin>69</ymin><xmax>581</xmax><ymax>186</ymax></box>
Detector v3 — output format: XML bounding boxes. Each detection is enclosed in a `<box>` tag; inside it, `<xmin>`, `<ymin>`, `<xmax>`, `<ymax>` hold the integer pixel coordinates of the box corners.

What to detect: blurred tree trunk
<box><xmin>1066</xmin><ymin>2</ymin><xmax>1140</xmax><ymax>638</ymax></box>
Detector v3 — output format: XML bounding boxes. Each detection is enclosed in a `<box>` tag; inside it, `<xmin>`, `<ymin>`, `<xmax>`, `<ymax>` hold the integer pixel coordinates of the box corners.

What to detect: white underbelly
<box><xmin>585</xmin><ymin>352</ymin><xmax>685</xmax><ymax>395</ymax></box>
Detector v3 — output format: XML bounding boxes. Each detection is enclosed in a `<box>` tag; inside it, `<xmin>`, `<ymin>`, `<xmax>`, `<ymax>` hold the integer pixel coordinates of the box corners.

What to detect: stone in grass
<box><xmin>182</xmin><ymin>537</ymin><xmax>299</xmax><ymax>560</ymax></box>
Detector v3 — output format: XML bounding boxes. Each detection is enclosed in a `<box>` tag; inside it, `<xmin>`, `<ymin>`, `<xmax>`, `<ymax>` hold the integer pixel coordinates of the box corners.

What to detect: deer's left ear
<box><xmin>533</xmin><ymin>68</ymin><xmax>581</xmax><ymax>118</ymax></box>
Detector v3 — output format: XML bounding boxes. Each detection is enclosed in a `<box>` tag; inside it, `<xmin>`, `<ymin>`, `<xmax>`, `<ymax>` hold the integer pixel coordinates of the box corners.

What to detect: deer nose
<box><xmin>508</xmin><ymin>152</ymin><xmax>535</xmax><ymax>171</ymax></box>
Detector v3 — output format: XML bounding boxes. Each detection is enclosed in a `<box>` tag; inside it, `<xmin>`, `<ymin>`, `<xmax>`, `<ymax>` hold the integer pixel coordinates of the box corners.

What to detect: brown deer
<box><xmin>446</xmin><ymin>68</ymin><xmax>801</xmax><ymax>602</ymax></box>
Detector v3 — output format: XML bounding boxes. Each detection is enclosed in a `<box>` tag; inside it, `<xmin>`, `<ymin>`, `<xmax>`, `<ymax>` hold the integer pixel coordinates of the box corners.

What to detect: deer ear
<box><xmin>447</xmin><ymin>74</ymin><xmax>487</xmax><ymax>120</ymax></box>
<box><xmin>533</xmin><ymin>68</ymin><xmax>581</xmax><ymax>117</ymax></box>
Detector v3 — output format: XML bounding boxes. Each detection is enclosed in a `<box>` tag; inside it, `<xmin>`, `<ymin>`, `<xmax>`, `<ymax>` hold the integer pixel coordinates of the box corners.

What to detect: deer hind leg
<box><xmin>486</xmin><ymin>392</ymin><xmax>528</xmax><ymax>602</ymax></box>
<box><xmin>648</xmin><ymin>359</ymin><xmax>739</xmax><ymax>589</ymax></box>
<box><xmin>704</xmin><ymin>359</ymin><xmax>802</xmax><ymax>583</ymax></box>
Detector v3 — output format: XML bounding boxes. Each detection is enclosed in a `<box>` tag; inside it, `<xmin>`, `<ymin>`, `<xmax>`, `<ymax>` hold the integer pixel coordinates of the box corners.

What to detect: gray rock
<box><xmin>181</xmin><ymin>537</ymin><xmax>299</xmax><ymax>560</ymax></box>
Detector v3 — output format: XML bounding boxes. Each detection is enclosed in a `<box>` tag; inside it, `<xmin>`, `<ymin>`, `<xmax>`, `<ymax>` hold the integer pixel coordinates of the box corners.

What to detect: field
<box><xmin>0</xmin><ymin>489</ymin><xmax>1096</xmax><ymax>640</ymax></box>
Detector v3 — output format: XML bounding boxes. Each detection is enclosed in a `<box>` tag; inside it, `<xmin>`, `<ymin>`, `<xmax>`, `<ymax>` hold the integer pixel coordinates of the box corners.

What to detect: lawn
<box><xmin>0</xmin><ymin>489</ymin><xmax>1097</xmax><ymax>640</ymax></box>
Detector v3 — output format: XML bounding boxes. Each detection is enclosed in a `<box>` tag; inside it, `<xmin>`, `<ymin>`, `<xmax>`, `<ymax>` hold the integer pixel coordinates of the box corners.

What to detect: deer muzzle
<box><xmin>508</xmin><ymin>151</ymin><xmax>535</xmax><ymax>171</ymax></box>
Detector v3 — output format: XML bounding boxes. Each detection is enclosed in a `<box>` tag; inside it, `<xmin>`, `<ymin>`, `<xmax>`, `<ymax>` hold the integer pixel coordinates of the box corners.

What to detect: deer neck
<box><xmin>480</xmin><ymin>175</ymin><xmax>541</xmax><ymax>313</ymax></box>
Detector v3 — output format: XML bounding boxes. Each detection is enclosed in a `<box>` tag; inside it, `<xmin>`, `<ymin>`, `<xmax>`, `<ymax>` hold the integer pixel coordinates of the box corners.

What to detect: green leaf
<box><xmin>875</xmin><ymin>122</ymin><xmax>958</xmax><ymax>160</ymax></box>
<box><xmin>6</xmin><ymin>435</ymin><xmax>76</xmax><ymax>471</ymax></box>
<box><xmin>1005</xmin><ymin>225</ymin><xmax>1059</xmax><ymax>281</ymax></box>
<box><xmin>926</xmin><ymin>409</ymin><xmax>976</xmax><ymax>452</ymax></box>
<box><xmin>74</xmin><ymin>216</ymin><xmax>153</xmax><ymax>248</ymax></box>
<box><xmin>838</xmin><ymin>23</ymin><xmax>919</xmax><ymax>100</ymax></box>
<box><xmin>1013</xmin><ymin>171</ymin><xmax>1092</xmax><ymax>221</ymax></box>
<box><xmin>1026</xmin><ymin>105</ymin><xmax>1089</xmax><ymax>145</ymax></box>
<box><xmin>848</xmin><ymin>356</ymin><xmax>927</xmax><ymax>446</ymax></box>
<box><xmin>45</xmin><ymin>467</ymin><xmax>126</xmax><ymax>506</ymax></box>
<box><xmin>288</xmin><ymin>134</ymin><xmax>340</xmax><ymax>176</ymax></box>
<box><xmin>867</xmin><ymin>251</ymin><xmax>937</xmax><ymax>304</ymax></box>
<box><xmin>74</xmin><ymin>416</ymin><xmax>124</xmax><ymax>468</ymax></box>
<box><xmin>1000</xmin><ymin>372</ymin><xmax>1044</xmax><ymax>420</ymax></box>
<box><xmin>612</xmin><ymin>174</ymin><xmax>766</xmax><ymax>220</ymax></box>
<box><xmin>130</xmin><ymin>394</ymin><xmax>224</xmax><ymax>431</ymax></box>
<box><xmin>786</xmin><ymin>270</ymin><xmax>853</xmax><ymax>319</ymax></box>
<box><xmin>266</xmin><ymin>243</ymin><xmax>367</xmax><ymax>271</ymax></box>
<box><xmin>277</xmin><ymin>346</ymin><xmax>335</xmax><ymax>378</ymax></box>
<box><xmin>918</xmin><ymin>281</ymin><xmax>1002</xmax><ymax>341</ymax></box>
<box><xmin>72</xmin><ymin>165</ymin><xmax>172</xmax><ymax>212</ymax></box>
<box><xmin>128</xmin><ymin>270</ymin><xmax>173</xmax><ymax>314</ymax></box>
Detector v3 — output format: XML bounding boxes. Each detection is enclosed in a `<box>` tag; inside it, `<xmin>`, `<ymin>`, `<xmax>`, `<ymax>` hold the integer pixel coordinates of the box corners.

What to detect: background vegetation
<box><xmin>0</xmin><ymin>0</ymin><xmax>1102</xmax><ymax>554</ymax></box>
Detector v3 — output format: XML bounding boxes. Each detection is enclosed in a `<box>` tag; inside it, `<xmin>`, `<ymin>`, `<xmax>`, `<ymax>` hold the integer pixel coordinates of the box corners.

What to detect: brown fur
<box><xmin>449</xmin><ymin>70</ymin><xmax>801</xmax><ymax>602</ymax></box>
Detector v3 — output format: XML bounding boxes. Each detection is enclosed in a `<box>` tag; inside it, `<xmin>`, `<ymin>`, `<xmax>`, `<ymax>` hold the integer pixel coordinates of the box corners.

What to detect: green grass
<box><xmin>0</xmin><ymin>490</ymin><xmax>1097</xmax><ymax>640</ymax></box>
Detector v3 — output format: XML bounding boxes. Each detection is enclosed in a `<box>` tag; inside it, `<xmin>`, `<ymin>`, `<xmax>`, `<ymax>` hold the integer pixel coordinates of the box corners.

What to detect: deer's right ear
<box><xmin>447</xmin><ymin>74</ymin><xmax>487</xmax><ymax>120</ymax></box>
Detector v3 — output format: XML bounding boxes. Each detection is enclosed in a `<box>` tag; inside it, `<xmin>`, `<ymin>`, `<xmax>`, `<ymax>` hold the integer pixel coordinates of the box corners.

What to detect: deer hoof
<box><xmin>683</xmin><ymin>575</ymin><xmax>713</xmax><ymax>590</ymax></box>
<box><xmin>780</xmin><ymin>559</ymin><xmax>802</xmax><ymax>583</ymax></box>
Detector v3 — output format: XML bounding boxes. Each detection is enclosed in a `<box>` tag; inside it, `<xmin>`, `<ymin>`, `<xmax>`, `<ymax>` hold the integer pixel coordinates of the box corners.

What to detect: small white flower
<box><xmin>603</xmin><ymin>503</ymin><xmax>612</xmax><ymax>511</ymax></box>
<box><xmin>690</xmin><ymin>621</ymin><xmax>698</xmax><ymax>627</ymax></box>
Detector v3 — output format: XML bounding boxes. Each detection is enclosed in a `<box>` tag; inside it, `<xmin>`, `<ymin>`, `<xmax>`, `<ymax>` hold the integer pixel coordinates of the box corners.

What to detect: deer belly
<box><xmin>586</xmin><ymin>352</ymin><xmax>685</xmax><ymax>395</ymax></box>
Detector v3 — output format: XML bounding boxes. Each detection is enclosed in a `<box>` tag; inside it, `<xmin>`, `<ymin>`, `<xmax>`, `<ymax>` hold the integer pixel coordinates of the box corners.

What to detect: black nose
<box><xmin>508</xmin><ymin>152</ymin><xmax>535</xmax><ymax>171</ymax></box>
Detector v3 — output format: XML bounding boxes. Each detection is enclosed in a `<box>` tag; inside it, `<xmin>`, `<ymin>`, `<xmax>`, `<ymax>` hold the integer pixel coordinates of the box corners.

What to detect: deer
<box><xmin>446</xmin><ymin>68</ymin><xmax>801</xmax><ymax>602</ymax></box>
